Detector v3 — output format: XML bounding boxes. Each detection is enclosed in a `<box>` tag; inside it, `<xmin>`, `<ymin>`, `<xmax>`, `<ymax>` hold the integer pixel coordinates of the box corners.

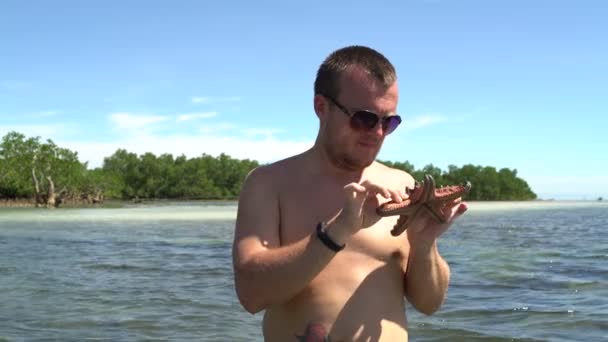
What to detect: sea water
<box><xmin>1</xmin><ymin>201</ymin><xmax>606</xmax><ymax>341</ymax></box>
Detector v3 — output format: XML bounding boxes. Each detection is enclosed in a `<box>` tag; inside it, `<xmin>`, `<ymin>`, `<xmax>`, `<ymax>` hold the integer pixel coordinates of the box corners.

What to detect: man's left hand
<box><xmin>406</xmin><ymin>199</ymin><xmax>468</xmax><ymax>248</ymax></box>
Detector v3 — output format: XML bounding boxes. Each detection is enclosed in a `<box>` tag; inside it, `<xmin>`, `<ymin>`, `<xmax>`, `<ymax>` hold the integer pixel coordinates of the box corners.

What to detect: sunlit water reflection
<box><xmin>1</xmin><ymin>201</ymin><xmax>606</xmax><ymax>341</ymax></box>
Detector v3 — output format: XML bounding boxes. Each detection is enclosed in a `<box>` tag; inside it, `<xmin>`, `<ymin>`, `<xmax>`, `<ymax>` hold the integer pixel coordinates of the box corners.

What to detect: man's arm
<box><xmin>231</xmin><ymin>167</ymin><xmax>351</xmax><ymax>314</ymax></box>
<box><xmin>403</xmin><ymin>239</ymin><xmax>450</xmax><ymax>315</ymax></box>
<box><xmin>403</xmin><ymin>202</ymin><xmax>468</xmax><ymax>315</ymax></box>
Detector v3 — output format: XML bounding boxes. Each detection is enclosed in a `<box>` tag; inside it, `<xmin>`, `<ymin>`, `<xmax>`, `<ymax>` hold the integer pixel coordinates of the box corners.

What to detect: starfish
<box><xmin>376</xmin><ymin>174</ymin><xmax>472</xmax><ymax>236</ymax></box>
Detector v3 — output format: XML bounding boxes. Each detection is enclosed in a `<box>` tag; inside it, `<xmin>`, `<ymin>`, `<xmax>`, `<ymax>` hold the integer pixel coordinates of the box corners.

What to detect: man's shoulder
<box><xmin>244</xmin><ymin>155</ymin><xmax>302</xmax><ymax>186</ymax></box>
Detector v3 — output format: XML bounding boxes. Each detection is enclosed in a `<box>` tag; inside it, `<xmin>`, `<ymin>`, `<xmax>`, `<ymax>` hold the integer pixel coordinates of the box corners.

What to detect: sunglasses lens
<box><xmin>382</xmin><ymin>115</ymin><xmax>402</xmax><ymax>135</ymax></box>
<box><xmin>351</xmin><ymin>111</ymin><xmax>402</xmax><ymax>135</ymax></box>
<box><xmin>350</xmin><ymin>111</ymin><xmax>379</xmax><ymax>131</ymax></box>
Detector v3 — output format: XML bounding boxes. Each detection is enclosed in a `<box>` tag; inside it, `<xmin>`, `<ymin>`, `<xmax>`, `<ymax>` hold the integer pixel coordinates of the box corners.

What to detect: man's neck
<box><xmin>305</xmin><ymin>145</ymin><xmax>369</xmax><ymax>185</ymax></box>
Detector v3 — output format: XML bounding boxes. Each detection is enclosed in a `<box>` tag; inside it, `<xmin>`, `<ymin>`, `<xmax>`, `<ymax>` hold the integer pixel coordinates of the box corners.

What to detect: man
<box><xmin>232</xmin><ymin>46</ymin><xmax>468</xmax><ymax>341</ymax></box>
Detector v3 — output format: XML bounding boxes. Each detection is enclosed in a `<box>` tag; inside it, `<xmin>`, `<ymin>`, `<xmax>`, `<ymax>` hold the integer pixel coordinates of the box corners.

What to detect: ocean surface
<box><xmin>0</xmin><ymin>201</ymin><xmax>606</xmax><ymax>341</ymax></box>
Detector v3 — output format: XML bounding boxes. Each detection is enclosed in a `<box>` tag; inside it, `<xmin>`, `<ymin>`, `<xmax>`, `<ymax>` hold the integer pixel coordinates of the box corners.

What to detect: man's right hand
<box><xmin>331</xmin><ymin>180</ymin><xmax>407</xmax><ymax>242</ymax></box>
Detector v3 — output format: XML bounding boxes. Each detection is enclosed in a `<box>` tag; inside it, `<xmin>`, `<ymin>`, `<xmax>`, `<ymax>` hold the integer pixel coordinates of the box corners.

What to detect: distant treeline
<box><xmin>0</xmin><ymin>131</ymin><xmax>536</xmax><ymax>207</ymax></box>
<box><xmin>380</xmin><ymin>161</ymin><xmax>536</xmax><ymax>201</ymax></box>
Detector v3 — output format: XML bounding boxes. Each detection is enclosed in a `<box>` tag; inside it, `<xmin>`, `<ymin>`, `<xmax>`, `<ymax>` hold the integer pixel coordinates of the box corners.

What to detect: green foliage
<box><xmin>0</xmin><ymin>132</ymin><xmax>260</xmax><ymax>202</ymax></box>
<box><xmin>380</xmin><ymin>160</ymin><xmax>537</xmax><ymax>201</ymax></box>
<box><xmin>101</xmin><ymin>150</ymin><xmax>258</xmax><ymax>200</ymax></box>
<box><xmin>1</xmin><ymin>131</ymin><xmax>536</xmax><ymax>203</ymax></box>
<box><xmin>0</xmin><ymin>131</ymin><xmax>87</xmax><ymax>199</ymax></box>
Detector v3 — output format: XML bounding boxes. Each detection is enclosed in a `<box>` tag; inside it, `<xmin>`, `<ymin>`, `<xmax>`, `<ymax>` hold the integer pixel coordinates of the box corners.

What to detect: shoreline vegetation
<box><xmin>1</xmin><ymin>131</ymin><xmax>537</xmax><ymax>208</ymax></box>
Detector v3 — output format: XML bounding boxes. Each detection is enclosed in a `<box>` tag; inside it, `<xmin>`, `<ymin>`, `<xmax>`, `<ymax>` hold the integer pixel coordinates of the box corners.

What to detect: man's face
<box><xmin>323</xmin><ymin>67</ymin><xmax>399</xmax><ymax>170</ymax></box>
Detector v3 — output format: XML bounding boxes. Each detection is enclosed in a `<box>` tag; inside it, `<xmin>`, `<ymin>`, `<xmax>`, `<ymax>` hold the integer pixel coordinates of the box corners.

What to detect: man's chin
<box><xmin>358</xmin><ymin>150</ymin><xmax>380</xmax><ymax>167</ymax></box>
<box><xmin>325</xmin><ymin>143</ymin><xmax>378</xmax><ymax>171</ymax></box>
<box><xmin>342</xmin><ymin>155</ymin><xmax>376</xmax><ymax>171</ymax></box>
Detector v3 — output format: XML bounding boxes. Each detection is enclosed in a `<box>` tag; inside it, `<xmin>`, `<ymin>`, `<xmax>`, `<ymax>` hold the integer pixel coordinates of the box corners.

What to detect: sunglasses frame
<box><xmin>322</xmin><ymin>94</ymin><xmax>402</xmax><ymax>135</ymax></box>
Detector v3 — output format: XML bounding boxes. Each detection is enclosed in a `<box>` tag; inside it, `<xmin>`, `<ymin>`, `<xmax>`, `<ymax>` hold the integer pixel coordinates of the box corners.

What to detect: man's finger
<box><xmin>456</xmin><ymin>202</ymin><xmax>468</xmax><ymax>216</ymax></box>
<box><xmin>344</xmin><ymin>182</ymin><xmax>367</xmax><ymax>194</ymax></box>
<box><xmin>387</xmin><ymin>189</ymin><xmax>404</xmax><ymax>203</ymax></box>
<box><xmin>442</xmin><ymin>201</ymin><xmax>468</xmax><ymax>222</ymax></box>
<box><xmin>359</xmin><ymin>180</ymin><xmax>391</xmax><ymax>199</ymax></box>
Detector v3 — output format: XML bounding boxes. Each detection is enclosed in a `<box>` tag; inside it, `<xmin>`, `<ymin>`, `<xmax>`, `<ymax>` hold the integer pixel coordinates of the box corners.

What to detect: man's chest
<box><xmin>278</xmin><ymin>185</ymin><xmax>408</xmax><ymax>264</ymax></box>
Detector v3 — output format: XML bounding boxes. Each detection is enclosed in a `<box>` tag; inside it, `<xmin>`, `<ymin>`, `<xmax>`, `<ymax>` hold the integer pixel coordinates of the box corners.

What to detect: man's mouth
<box><xmin>358</xmin><ymin>140</ymin><xmax>379</xmax><ymax>148</ymax></box>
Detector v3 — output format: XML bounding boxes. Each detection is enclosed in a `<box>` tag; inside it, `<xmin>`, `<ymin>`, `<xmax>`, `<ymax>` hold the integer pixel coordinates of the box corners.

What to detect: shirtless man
<box><xmin>232</xmin><ymin>46</ymin><xmax>468</xmax><ymax>341</ymax></box>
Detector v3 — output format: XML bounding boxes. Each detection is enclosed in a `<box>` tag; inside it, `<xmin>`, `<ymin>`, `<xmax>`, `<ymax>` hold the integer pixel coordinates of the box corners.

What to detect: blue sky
<box><xmin>1</xmin><ymin>0</ymin><xmax>606</xmax><ymax>200</ymax></box>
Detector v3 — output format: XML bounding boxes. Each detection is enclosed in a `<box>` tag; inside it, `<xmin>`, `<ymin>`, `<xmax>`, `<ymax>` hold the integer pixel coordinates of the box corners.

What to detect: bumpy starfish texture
<box><xmin>376</xmin><ymin>174</ymin><xmax>472</xmax><ymax>236</ymax></box>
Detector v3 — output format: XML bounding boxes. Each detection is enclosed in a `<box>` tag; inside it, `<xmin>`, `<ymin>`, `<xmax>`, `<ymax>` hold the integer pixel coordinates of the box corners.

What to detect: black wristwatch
<box><xmin>316</xmin><ymin>222</ymin><xmax>345</xmax><ymax>252</ymax></box>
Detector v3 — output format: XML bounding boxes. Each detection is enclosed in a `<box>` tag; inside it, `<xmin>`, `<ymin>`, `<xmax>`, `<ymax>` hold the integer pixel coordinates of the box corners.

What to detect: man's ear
<box><xmin>313</xmin><ymin>94</ymin><xmax>327</xmax><ymax>120</ymax></box>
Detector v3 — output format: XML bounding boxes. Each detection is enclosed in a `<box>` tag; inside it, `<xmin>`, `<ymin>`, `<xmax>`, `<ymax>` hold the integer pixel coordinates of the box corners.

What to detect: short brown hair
<box><xmin>314</xmin><ymin>46</ymin><xmax>397</xmax><ymax>99</ymax></box>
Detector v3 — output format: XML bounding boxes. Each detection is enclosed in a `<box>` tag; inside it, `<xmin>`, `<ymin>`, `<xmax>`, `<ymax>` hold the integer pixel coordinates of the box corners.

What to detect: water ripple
<box><xmin>1</xmin><ymin>202</ymin><xmax>606</xmax><ymax>340</ymax></box>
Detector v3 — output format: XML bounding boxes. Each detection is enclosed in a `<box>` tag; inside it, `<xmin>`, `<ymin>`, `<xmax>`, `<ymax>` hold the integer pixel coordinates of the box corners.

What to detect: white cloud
<box><xmin>404</xmin><ymin>114</ymin><xmax>447</xmax><ymax>130</ymax></box>
<box><xmin>191</xmin><ymin>97</ymin><xmax>210</xmax><ymax>104</ymax></box>
<box><xmin>200</xmin><ymin>123</ymin><xmax>238</xmax><ymax>133</ymax></box>
<box><xmin>59</xmin><ymin>133</ymin><xmax>313</xmax><ymax>168</ymax></box>
<box><xmin>191</xmin><ymin>96</ymin><xmax>241</xmax><ymax>104</ymax></box>
<box><xmin>0</xmin><ymin>110</ymin><xmax>60</xmax><ymax>120</ymax></box>
<box><xmin>0</xmin><ymin>124</ymin><xmax>68</xmax><ymax>139</ymax></box>
<box><xmin>36</xmin><ymin>110</ymin><xmax>60</xmax><ymax>118</ymax></box>
<box><xmin>221</xmin><ymin>96</ymin><xmax>241</xmax><ymax>102</ymax></box>
<box><xmin>110</xmin><ymin>113</ymin><xmax>170</xmax><ymax>130</ymax></box>
<box><xmin>6</xmin><ymin>110</ymin><xmax>307</xmax><ymax>172</ymax></box>
<box><xmin>241</xmin><ymin>128</ymin><xmax>284</xmax><ymax>137</ymax></box>
<box><xmin>177</xmin><ymin>112</ymin><xmax>218</xmax><ymax>122</ymax></box>
<box><xmin>24</xmin><ymin>110</ymin><xmax>60</xmax><ymax>118</ymax></box>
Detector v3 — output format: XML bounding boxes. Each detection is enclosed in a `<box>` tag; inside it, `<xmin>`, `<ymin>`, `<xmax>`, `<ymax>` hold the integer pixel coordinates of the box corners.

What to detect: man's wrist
<box><xmin>325</xmin><ymin>215</ymin><xmax>354</xmax><ymax>245</ymax></box>
<box><xmin>316</xmin><ymin>222</ymin><xmax>345</xmax><ymax>252</ymax></box>
<box><xmin>409</xmin><ymin>237</ymin><xmax>438</xmax><ymax>256</ymax></box>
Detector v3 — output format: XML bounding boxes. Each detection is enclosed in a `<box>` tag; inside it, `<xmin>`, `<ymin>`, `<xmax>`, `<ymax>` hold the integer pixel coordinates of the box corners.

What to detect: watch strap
<box><xmin>316</xmin><ymin>222</ymin><xmax>345</xmax><ymax>252</ymax></box>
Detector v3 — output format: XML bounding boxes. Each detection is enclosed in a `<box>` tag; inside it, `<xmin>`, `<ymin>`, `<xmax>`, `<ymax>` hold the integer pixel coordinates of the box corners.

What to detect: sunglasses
<box><xmin>323</xmin><ymin>95</ymin><xmax>402</xmax><ymax>135</ymax></box>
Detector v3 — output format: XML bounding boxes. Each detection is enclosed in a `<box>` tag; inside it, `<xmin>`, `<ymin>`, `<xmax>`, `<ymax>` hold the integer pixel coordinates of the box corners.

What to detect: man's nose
<box><xmin>373</xmin><ymin>121</ymin><xmax>385</xmax><ymax>136</ymax></box>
